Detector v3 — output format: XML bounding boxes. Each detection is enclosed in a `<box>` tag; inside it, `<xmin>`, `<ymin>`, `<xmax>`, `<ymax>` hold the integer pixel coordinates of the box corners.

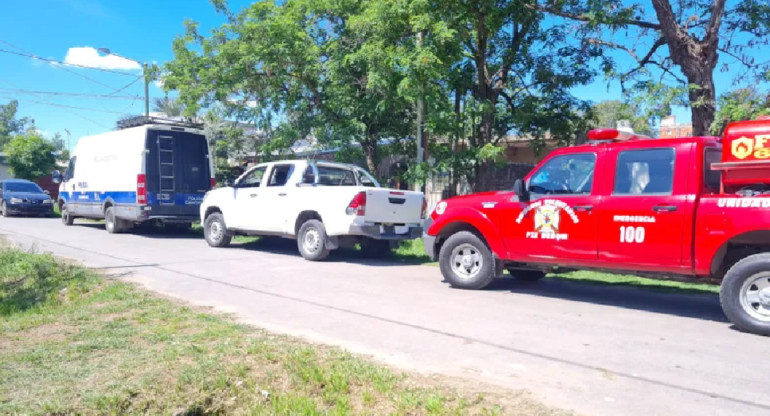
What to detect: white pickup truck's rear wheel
<box><xmin>204</xmin><ymin>212</ymin><xmax>232</xmax><ymax>248</ymax></box>
<box><xmin>439</xmin><ymin>231</ymin><xmax>495</xmax><ymax>290</ymax></box>
<box><xmin>720</xmin><ymin>253</ymin><xmax>770</xmax><ymax>336</ymax></box>
<box><xmin>297</xmin><ymin>219</ymin><xmax>330</xmax><ymax>261</ymax></box>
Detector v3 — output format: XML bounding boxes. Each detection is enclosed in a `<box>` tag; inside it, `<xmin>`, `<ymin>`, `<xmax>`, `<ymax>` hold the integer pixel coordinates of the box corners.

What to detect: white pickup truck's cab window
<box><xmin>529</xmin><ymin>153</ymin><xmax>595</xmax><ymax>196</ymax></box>
<box><xmin>268</xmin><ymin>164</ymin><xmax>295</xmax><ymax>187</ymax></box>
<box><xmin>238</xmin><ymin>166</ymin><xmax>266</xmax><ymax>188</ymax></box>
<box><xmin>356</xmin><ymin>168</ymin><xmax>380</xmax><ymax>187</ymax></box>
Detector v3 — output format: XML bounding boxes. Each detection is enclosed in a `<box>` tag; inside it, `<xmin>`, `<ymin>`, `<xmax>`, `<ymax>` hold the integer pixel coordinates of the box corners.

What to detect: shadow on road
<box><xmin>479</xmin><ymin>277</ymin><xmax>726</xmax><ymax>322</ymax></box>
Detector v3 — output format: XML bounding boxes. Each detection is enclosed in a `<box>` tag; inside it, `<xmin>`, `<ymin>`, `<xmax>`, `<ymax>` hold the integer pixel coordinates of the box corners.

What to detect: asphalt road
<box><xmin>3</xmin><ymin>216</ymin><xmax>769</xmax><ymax>415</ymax></box>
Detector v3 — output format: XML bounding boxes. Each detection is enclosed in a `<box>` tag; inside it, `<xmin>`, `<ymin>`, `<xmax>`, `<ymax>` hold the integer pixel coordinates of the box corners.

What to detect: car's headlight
<box><xmin>10</xmin><ymin>198</ymin><xmax>23</xmax><ymax>204</ymax></box>
<box><xmin>42</xmin><ymin>199</ymin><xmax>53</xmax><ymax>204</ymax></box>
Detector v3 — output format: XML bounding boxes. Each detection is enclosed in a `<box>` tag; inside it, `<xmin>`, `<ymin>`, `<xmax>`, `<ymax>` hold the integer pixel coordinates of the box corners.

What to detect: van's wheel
<box><xmin>439</xmin><ymin>231</ymin><xmax>495</xmax><ymax>290</ymax></box>
<box><xmin>297</xmin><ymin>219</ymin><xmax>330</xmax><ymax>261</ymax></box>
<box><xmin>61</xmin><ymin>203</ymin><xmax>74</xmax><ymax>225</ymax></box>
<box><xmin>360</xmin><ymin>238</ymin><xmax>391</xmax><ymax>258</ymax></box>
<box><xmin>507</xmin><ymin>269</ymin><xmax>546</xmax><ymax>282</ymax></box>
<box><xmin>204</xmin><ymin>212</ymin><xmax>231</xmax><ymax>247</ymax></box>
<box><xmin>720</xmin><ymin>253</ymin><xmax>770</xmax><ymax>336</ymax></box>
<box><xmin>1</xmin><ymin>201</ymin><xmax>8</xmax><ymax>217</ymax></box>
<box><xmin>104</xmin><ymin>207</ymin><xmax>123</xmax><ymax>234</ymax></box>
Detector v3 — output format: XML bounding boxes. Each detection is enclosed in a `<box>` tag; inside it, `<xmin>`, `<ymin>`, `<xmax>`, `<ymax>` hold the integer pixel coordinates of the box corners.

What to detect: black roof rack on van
<box><xmin>117</xmin><ymin>116</ymin><xmax>204</xmax><ymax>130</ymax></box>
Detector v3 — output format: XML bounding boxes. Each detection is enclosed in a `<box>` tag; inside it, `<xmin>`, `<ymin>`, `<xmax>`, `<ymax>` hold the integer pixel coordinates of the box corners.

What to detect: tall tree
<box><xmin>538</xmin><ymin>0</ymin><xmax>770</xmax><ymax>135</ymax></box>
<box><xmin>164</xmin><ymin>0</ymin><xmax>413</xmax><ymax>174</ymax></box>
<box><xmin>590</xmin><ymin>100</ymin><xmax>657</xmax><ymax>136</ymax></box>
<box><xmin>152</xmin><ymin>97</ymin><xmax>186</xmax><ymax>117</ymax></box>
<box><xmin>3</xmin><ymin>131</ymin><xmax>57</xmax><ymax>180</ymax></box>
<box><xmin>0</xmin><ymin>100</ymin><xmax>32</xmax><ymax>148</ymax></box>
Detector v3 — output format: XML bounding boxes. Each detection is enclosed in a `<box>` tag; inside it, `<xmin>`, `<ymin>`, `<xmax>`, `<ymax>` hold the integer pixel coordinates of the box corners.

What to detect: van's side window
<box><xmin>65</xmin><ymin>157</ymin><xmax>77</xmax><ymax>180</ymax></box>
<box><xmin>613</xmin><ymin>148</ymin><xmax>675</xmax><ymax>195</ymax></box>
<box><xmin>238</xmin><ymin>166</ymin><xmax>266</xmax><ymax>188</ymax></box>
<box><xmin>268</xmin><ymin>164</ymin><xmax>294</xmax><ymax>187</ymax></box>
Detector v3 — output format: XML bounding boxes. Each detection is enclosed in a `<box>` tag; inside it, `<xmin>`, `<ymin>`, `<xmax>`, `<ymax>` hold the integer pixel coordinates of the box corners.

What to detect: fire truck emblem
<box><xmin>732</xmin><ymin>136</ymin><xmax>754</xmax><ymax>160</ymax></box>
<box><xmin>534</xmin><ymin>205</ymin><xmax>560</xmax><ymax>233</ymax></box>
<box><xmin>516</xmin><ymin>199</ymin><xmax>579</xmax><ymax>241</ymax></box>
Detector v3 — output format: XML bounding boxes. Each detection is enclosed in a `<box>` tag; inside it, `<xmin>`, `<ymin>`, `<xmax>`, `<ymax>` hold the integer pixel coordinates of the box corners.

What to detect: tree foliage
<box><xmin>3</xmin><ymin>131</ymin><xmax>57</xmax><ymax>180</ymax></box>
<box><xmin>711</xmin><ymin>87</ymin><xmax>770</xmax><ymax>134</ymax></box>
<box><xmin>590</xmin><ymin>100</ymin><xmax>656</xmax><ymax>136</ymax></box>
<box><xmin>164</xmin><ymin>0</ymin><xmax>599</xmax><ymax>191</ymax></box>
<box><xmin>0</xmin><ymin>100</ymin><xmax>33</xmax><ymax>148</ymax></box>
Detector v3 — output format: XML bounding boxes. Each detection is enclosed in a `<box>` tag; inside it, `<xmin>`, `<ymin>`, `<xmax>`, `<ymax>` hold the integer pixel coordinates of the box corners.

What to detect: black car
<box><xmin>0</xmin><ymin>179</ymin><xmax>54</xmax><ymax>217</ymax></box>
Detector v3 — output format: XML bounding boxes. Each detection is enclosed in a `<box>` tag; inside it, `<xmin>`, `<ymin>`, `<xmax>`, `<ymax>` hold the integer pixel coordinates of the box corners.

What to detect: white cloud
<box><xmin>63</xmin><ymin>47</ymin><xmax>141</xmax><ymax>71</ymax></box>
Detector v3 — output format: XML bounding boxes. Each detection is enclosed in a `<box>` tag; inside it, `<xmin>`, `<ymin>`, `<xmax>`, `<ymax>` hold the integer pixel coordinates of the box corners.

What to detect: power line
<box><xmin>0</xmin><ymin>39</ymin><xmax>139</xmax><ymax>94</ymax></box>
<box><xmin>0</xmin><ymin>80</ymin><xmax>110</xmax><ymax>129</ymax></box>
<box><xmin>0</xmin><ymin>87</ymin><xmax>140</xmax><ymax>100</ymax></box>
<box><xmin>0</xmin><ymin>95</ymin><xmax>126</xmax><ymax>115</ymax></box>
<box><xmin>0</xmin><ymin>48</ymin><xmax>140</xmax><ymax>77</ymax></box>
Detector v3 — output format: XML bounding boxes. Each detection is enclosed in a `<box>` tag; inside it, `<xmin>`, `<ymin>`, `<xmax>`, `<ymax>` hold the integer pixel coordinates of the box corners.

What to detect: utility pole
<box><xmin>415</xmin><ymin>31</ymin><xmax>425</xmax><ymax>192</ymax></box>
<box><xmin>98</xmin><ymin>48</ymin><xmax>149</xmax><ymax>117</ymax></box>
<box><xmin>143</xmin><ymin>62</ymin><xmax>149</xmax><ymax>117</ymax></box>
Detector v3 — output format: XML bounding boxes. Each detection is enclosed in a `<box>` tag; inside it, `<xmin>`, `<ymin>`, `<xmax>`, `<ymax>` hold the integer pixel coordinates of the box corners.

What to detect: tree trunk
<box><xmin>362</xmin><ymin>137</ymin><xmax>378</xmax><ymax>175</ymax></box>
<box><xmin>686</xmin><ymin>70</ymin><xmax>717</xmax><ymax>136</ymax></box>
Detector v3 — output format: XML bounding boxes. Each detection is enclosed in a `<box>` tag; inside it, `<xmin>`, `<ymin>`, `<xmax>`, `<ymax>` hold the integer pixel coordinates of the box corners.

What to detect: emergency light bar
<box><xmin>587</xmin><ymin>128</ymin><xmax>651</xmax><ymax>141</ymax></box>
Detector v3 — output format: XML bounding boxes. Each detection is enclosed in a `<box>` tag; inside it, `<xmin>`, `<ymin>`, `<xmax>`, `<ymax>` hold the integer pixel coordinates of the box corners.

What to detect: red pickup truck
<box><xmin>423</xmin><ymin>117</ymin><xmax>770</xmax><ymax>335</ymax></box>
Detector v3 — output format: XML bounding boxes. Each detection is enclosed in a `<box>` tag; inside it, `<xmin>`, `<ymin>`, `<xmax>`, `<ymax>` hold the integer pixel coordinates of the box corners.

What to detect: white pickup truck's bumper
<box><xmin>349</xmin><ymin>223</ymin><xmax>422</xmax><ymax>240</ymax></box>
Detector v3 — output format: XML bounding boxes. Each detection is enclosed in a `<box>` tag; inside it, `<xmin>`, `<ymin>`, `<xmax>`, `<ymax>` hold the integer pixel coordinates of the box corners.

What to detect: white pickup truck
<box><xmin>200</xmin><ymin>160</ymin><xmax>425</xmax><ymax>260</ymax></box>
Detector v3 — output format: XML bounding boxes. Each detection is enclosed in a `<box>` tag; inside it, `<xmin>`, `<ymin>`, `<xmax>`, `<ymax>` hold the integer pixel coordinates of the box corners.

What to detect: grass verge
<box><xmin>0</xmin><ymin>247</ymin><xmax>563</xmax><ymax>415</ymax></box>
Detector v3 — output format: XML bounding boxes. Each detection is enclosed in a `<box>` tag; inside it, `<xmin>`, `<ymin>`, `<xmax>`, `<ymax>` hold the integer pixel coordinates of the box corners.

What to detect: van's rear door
<box><xmin>364</xmin><ymin>189</ymin><xmax>423</xmax><ymax>224</ymax></box>
<box><xmin>145</xmin><ymin>128</ymin><xmax>211</xmax><ymax>218</ymax></box>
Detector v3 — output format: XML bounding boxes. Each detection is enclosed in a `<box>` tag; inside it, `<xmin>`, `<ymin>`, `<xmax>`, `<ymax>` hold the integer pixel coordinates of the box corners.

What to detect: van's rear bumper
<box><xmin>349</xmin><ymin>223</ymin><xmax>422</xmax><ymax>240</ymax></box>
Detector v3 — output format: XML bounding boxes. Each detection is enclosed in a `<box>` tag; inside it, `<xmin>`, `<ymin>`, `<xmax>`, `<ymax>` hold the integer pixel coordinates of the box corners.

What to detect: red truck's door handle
<box><xmin>574</xmin><ymin>205</ymin><xmax>593</xmax><ymax>212</ymax></box>
<box><xmin>653</xmin><ymin>205</ymin><xmax>678</xmax><ymax>212</ymax></box>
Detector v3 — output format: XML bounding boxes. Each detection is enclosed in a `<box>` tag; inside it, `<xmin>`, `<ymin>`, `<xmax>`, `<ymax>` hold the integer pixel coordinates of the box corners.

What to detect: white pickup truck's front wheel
<box><xmin>297</xmin><ymin>219</ymin><xmax>330</xmax><ymax>261</ymax></box>
<box><xmin>439</xmin><ymin>231</ymin><xmax>495</xmax><ymax>290</ymax></box>
<box><xmin>204</xmin><ymin>212</ymin><xmax>232</xmax><ymax>248</ymax></box>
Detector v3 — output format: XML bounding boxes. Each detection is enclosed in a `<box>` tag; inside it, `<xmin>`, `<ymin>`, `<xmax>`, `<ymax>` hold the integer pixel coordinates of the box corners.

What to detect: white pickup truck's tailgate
<box><xmin>364</xmin><ymin>189</ymin><xmax>423</xmax><ymax>224</ymax></box>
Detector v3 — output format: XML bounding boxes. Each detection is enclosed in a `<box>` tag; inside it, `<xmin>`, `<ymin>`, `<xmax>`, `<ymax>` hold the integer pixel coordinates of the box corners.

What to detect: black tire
<box><xmin>507</xmin><ymin>269</ymin><xmax>546</xmax><ymax>282</ymax></box>
<box><xmin>204</xmin><ymin>212</ymin><xmax>232</xmax><ymax>247</ymax></box>
<box><xmin>1</xmin><ymin>201</ymin><xmax>8</xmax><ymax>217</ymax></box>
<box><xmin>720</xmin><ymin>253</ymin><xmax>770</xmax><ymax>336</ymax></box>
<box><xmin>61</xmin><ymin>203</ymin><xmax>74</xmax><ymax>225</ymax></box>
<box><xmin>104</xmin><ymin>207</ymin><xmax>122</xmax><ymax>234</ymax></box>
<box><xmin>439</xmin><ymin>231</ymin><xmax>495</xmax><ymax>290</ymax></box>
<box><xmin>360</xmin><ymin>238</ymin><xmax>391</xmax><ymax>258</ymax></box>
<box><xmin>297</xmin><ymin>219</ymin><xmax>330</xmax><ymax>261</ymax></box>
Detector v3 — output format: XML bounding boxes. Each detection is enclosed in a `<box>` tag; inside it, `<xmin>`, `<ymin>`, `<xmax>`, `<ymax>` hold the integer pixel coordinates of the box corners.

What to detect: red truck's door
<box><xmin>497</xmin><ymin>150</ymin><xmax>600</xmax><ymax>262</ymax></box>
<box><xmin>597</xmin><ymin>143</ymin><xmax>692</xmax><ymax>272</ymax></box>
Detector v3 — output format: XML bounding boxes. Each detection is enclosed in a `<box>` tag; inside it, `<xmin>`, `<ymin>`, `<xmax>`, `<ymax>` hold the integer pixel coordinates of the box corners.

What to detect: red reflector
<box><xmin>346</xmin><ymin>191</ymin><xmax>366</xmax><ymax>216</ymax></box>
<box><xmin>588</xmin><ymin>128</ymin><xmax>619</xmax><ymax>140</ymax></box>
<box><xmin>137</xmin><ymin>174</ymin><xmax>147</xmax><ymax>205</ymax></box>
<box><xmin>210</xmin><ymin>178</ymin><xmax>216</xmax><ymax>188</ymax></box>
<box><xmin>389</xmin><ymin>191</ymin><xmax>405</xmax><ymax>195</ymax></box>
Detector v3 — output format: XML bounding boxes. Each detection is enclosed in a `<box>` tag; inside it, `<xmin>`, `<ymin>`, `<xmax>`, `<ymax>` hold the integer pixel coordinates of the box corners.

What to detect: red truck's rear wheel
<box><xmin>439</xmin><ymin>231</ymin><xmax>495</xmax><ymax>290</ymax></box>
<box><xmin>720</xmin><ymin>253</ymin><xmax>770</xmax><ymax>336</ymax></box>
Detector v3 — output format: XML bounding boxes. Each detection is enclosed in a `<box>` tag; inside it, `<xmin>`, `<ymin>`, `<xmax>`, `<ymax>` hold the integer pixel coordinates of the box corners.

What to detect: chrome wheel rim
<box><xmin>209</xmin><ymin>221</ymin><xmax>223</xmax><ymax>242</ymax></box>
<box><xmin>739</xmin><ymin>272</ymin><xmax>770</xmax><ymax>322</ymax></box>
<box><xmin>450</xmin><ymin>243</ymin><xmax>483</xmax><ymax>280</ymax></box>
<box><xmin>303</xmin><ymin>227</ymin><xmax>321</xmax><ymax>253</ymax></box>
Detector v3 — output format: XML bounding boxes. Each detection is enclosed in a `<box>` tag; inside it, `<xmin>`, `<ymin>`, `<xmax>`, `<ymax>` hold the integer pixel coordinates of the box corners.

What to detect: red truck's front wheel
<box><xmin>720</xmin><ymin>253</ymin><xmax>770</xmax><ymax>336</ymax></box>
<box><xmin>439</xmin><ymin>231</ymin><xmax>495</xmax><ymax>290</ymax></box>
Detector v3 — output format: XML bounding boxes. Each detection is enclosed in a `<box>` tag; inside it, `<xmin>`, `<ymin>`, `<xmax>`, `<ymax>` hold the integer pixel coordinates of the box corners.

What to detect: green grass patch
<box><xmin>0</xmin><ymin>248</ymin><xmax>561</xmax><ymax>415</ymax></box>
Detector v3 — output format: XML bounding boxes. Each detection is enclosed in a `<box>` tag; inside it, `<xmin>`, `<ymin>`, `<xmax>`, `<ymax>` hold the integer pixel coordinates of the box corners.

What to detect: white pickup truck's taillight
<box><xmin>346</xmin><ymin>191</ymin><xmax>366</xmax><ymax>216</ymax></box>
<box><xmin>137</xmin><ymin>174</ymin><xmax>147</xmax><ymax>205</ymax></box>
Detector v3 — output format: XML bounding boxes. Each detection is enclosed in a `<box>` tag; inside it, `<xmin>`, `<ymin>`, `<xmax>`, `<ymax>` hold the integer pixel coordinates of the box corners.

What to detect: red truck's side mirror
<box><xmin>513</xmin><ymin>179</ymin><xmax>529</xmax><ymax>202</ymax></box>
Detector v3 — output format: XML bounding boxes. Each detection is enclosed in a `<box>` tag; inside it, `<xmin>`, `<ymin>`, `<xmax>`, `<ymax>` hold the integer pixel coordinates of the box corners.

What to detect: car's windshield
<box><xmin>4</xmin><ymin>182</ymin><xmax>43</xmax><ymax>193</ymax></box>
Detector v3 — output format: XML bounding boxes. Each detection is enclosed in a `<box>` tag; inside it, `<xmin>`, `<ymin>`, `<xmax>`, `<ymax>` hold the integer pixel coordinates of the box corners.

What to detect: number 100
<box><xmin>620</xmin><ymin>226</ymin><xmax>645</xmax><ymax>243</ymax></box>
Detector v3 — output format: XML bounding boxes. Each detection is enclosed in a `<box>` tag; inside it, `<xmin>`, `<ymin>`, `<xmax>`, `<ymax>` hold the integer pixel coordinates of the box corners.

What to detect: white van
<box><xmin>53</xmin><ymin>120</ymin><xmax>214</xmax><ymax>233</ymax></box>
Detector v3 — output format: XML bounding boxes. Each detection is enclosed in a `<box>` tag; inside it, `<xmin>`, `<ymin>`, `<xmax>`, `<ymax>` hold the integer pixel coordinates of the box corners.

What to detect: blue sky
<box><xmin>0</xmin><ymin>0</ymin><xmax>765</xmax><ymax>150</ymax></box>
